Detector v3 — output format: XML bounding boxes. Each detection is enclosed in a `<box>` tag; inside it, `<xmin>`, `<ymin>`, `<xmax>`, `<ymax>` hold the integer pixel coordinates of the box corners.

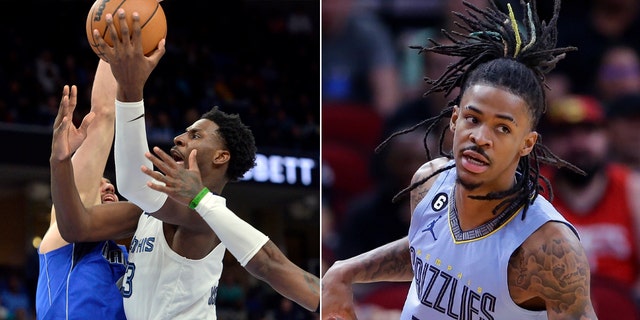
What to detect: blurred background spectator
<box><xmin>0</xmin><ymin>1</ymin><xmax>319</xmax><ymax>319</ymax></box>
<box><xmin>322</xmin><ymin>0</ymin><xmax>402</xmax><ymax>118</ymax></box>
<box><xmin>607</xmin><ymin>93</ymin><xmax>640</xmax><ymax>171</ymax></box>
<box><xmin>539</xmin><ymin>95</ymin><xmax>640</xmax><ymax>319</ymax></box>
<box><xmin>594</xmin><ymin>44</ymin><xmax>640</xmax><ymax>104</ymax></box>
<box><xmin>1</xmin><ymin>1</ymin><xmax>319</xmax><ymax>152</ymax></box>
<box><xmin>555</xmin><ymin>0</ymin><xmax>640</xmax><ymax>95</ymax></box>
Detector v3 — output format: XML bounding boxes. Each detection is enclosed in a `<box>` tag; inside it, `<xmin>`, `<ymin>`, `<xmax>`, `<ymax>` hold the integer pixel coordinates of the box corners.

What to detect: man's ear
<box><xmin>450</xmin><ymin>105</ymin><xmax>459</xmax><ymax>132</ymax></box>
<box><xmin>520</xmin><ymin>131</ymin><xmax>538</xmax><ymax>156</ymax></box>
<box><xmin>213</xmin><ymin>150</ymin><xmax>230</xmax><ymax>165</ymax></box>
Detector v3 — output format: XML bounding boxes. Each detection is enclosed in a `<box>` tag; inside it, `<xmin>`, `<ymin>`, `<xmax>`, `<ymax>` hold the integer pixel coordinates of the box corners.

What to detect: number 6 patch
<box><xmin>431</xmin><ymin>192</ymin><xmax>448</xmax><ymax>212</ymax></box>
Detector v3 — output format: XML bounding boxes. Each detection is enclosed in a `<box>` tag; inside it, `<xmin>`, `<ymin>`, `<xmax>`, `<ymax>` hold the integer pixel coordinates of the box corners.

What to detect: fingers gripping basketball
<box><xmin>86</xmin><ymin>0</ymin><xmax>167</xmax><ymax>58</ymax></box>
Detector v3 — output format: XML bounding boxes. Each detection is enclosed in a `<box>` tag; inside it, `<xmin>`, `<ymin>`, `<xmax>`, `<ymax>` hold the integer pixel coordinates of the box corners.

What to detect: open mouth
<box><xmin>460</xmin><ymin>149</ymin><xmax>490</xmax><ymax>174</ymax></box>
<box><xmin>170</xmin><ymin>148</ymin><xmax>185</xmax><ymax>165</ymax></box>
<box><xmin>462</xmin><ymin>150</ymin><xmax>489</xmax><ymax>165</ymax></box>
<box><xmin>102</xmin><ymin>194</ymin><xmax>117</xmax><ymax>203</ymax></box>
<box><xmin>464</xmin><ymin>154</ymin><xmax>488</xmax><ymax>166</ymax></box>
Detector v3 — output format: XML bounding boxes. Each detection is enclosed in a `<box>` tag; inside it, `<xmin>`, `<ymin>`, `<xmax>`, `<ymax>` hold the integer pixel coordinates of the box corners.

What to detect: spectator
<box><xmin>606</xmin><ymin>93</ymin><xmax>640</xmax><ymax>171</ymax></box>
<box><xmin>0</xmin><ymin>272</ymin><xmax>31</xmax><ymax>320</ymax></box>
<box><xmin>540</xmin><ymin>94</ymin><xmax>640</xmax><ymax>312</ymax></box>
<box><xmin>555</xmin><ymin>0</ymin><xmax>640</xmax><ymax>94</ymax></box>
<box><xmin>595</xmin><ymin>44</ymin><xmax>640</xmax><ymax>103</ymax></box>
<box><xmin>34</xmin><ymin>50</ymin><xmax>62</xmax><ymax>97</ymax></box>
<box><xmin>322</xmin><ymin>0</ymin><xmax>401</xmax><ymax>117</ymax></box>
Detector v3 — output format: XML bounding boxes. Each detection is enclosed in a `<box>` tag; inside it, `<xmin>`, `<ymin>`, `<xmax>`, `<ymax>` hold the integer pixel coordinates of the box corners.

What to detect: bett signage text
<box><xmin>242</xmin><ymin>153</ymin><xmax>317</xmax><ymax>187</ymax></box>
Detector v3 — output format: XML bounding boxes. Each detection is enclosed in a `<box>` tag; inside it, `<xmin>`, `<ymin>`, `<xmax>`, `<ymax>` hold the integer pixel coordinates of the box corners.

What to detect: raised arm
<box><xmin>50</xmin><ymin>85</ymin><xmax>141</xmax><ymax>243</ymax></box>
<box><xmin>92</xmin><ymin>9</ymin><xmax>173</xmax><ymax>216</ymax></box>
<box><xmin>321</xmin><ymin>237</ymin><xmax>413</xmax><ymax>320</ymax></box>
<box><xmin>71</xmin><ymin>59</ymin><xmax>117</xmax><ymax>204</ymax></box>
<box><xmin>40</xmin><ymin>60</ymin><xmax>118</xmax><ymax>253</ymax></box>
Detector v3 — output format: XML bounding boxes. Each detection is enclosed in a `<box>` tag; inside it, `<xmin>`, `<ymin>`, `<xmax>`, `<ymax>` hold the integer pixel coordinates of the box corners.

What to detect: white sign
<box><xmin>243</xmin><ymin>154</ymin><xmax>317</xmax><ymax>186</ymax></box>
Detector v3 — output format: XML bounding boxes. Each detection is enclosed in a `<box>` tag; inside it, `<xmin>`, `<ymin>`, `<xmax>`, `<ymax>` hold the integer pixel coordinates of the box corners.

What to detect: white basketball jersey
<box><xmin>123</xmin><ymin>213</ymin><xmax>225</xmax><ymax>320</ymax></box>
<box><xmin>401</xmin><ymin>162</ymin><xmax>576</xmax><ymax>320</ymax></box>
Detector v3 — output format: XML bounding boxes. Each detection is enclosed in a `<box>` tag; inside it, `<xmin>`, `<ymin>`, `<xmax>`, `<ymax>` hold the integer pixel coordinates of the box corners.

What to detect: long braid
<box><xmin>379</xmin><ymin>0</ymin><xmax>582</xmax><ymax>220</ymax></box>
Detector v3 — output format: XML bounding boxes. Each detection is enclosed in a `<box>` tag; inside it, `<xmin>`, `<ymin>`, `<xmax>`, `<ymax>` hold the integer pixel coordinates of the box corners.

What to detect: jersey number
<box><xmin>431</xmin><ymin>192</ymin><xmax>448</xmax><ymax>211</ymax></box>
<box><xmin>121</xmin><ymin>262</ymin><xmax>136</xmax><ymax>298</ymax></box>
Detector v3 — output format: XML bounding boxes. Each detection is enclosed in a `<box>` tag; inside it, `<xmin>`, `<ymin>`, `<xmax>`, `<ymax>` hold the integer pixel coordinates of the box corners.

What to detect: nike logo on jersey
<box><xmin>422</xmin><ymin>215</ymin><xmax>442</xmax><ymax>241</ymax></box>
<box><xmin>128</xmin><ymin>114</ymin><xmax>145</xmax><ymax>122</ymax></box>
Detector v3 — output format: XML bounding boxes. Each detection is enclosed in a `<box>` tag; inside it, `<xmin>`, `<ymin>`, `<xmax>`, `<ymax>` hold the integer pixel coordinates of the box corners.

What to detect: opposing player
<box><xmin>321</xmin><ymin>0</ymin><xmax>598</xmax><ymax>319</ymax></box>
<box><xmin>37</xmin><ymin>59</ymin><xmax>128</xmax><ymax>319</ymax></box>
<box><xmin>51</xmin><ymin>9</ymin><xmax>319</xmax><ymax>319</ymax></box>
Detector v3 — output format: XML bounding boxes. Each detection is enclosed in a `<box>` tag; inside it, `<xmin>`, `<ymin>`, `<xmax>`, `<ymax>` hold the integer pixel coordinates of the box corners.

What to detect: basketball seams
<box><xmin>87</xmin><ymin>0</ymin><xmax>166</xmax><ymax>57</ymax></box>
<box><xmin>139</xmin><ymin>3</ymin><xmax>159</xmax><ymax>30</ymax></box>
<box><xmin>101</xmin><ymin>0</ymin><xmax>127</xmax><ymax>43</ymax></box>
<box><xmin>87</xmin><ymin>3</ymin><xmax>100</xmax><ymax>50</ymax></box>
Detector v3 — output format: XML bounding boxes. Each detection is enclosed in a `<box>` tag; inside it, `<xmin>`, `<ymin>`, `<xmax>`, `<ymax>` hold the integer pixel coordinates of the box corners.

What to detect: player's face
<box><xmin>450</xmin><ymin>84</ymin><xmax>537</xmax><ymax>193</ymax></box>
<box><xmin>100</xmin><ymin>178</ymin><xmax>119</xmax><ymax>203</ymax></box>
<box><xmin>172</xmin><ymin>119</ymin><xmax>229</xmax><ymax>173</ymax></box>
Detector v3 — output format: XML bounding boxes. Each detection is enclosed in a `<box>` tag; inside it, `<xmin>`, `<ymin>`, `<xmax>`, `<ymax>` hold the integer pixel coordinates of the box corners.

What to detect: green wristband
<box><xmin>189</xmin><ymin>187</ymin><xmax>210</xmax><ymax>209</ymax></box>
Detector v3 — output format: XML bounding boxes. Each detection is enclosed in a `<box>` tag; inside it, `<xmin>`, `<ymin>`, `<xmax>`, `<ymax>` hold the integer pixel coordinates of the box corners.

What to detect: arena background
<box><xmin>0</xmin><ymin>0</ymin><xmax>320</xmax><ymax>319</ymax></box>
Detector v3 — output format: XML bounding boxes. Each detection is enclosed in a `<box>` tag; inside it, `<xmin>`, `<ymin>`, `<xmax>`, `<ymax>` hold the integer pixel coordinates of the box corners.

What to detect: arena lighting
<box><xmin>243</xmin><ymin>153</ymin><xmax>317</xmax><ymax>186</ymax></box>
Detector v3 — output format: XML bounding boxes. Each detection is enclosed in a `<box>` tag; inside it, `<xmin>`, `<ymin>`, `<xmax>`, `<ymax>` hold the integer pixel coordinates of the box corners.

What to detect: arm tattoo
<box><xmin>508</xmin><ymin>236</ymin><xmax>596</xmax><ymax>318</ymax></box>
<box><xmin>303</xmin><ymin>272</ymin><xmax>320</xmax><ymax>295</ymax></box>
<box><xmin>356</xmin><ymin>240</ymin><xmax>413</xmax><ymax>282</ymax></box>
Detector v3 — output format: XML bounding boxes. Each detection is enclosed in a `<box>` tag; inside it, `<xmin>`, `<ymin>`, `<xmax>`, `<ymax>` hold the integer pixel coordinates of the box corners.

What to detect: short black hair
<box><xmin>201</xmin><ymin>106</ymin><xmax>257</xmax><ymax>182</ymax></box>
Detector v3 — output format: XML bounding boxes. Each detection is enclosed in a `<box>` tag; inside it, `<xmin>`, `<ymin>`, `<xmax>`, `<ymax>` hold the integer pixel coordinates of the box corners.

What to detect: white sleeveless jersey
<box><xmin>401</xmin><ymin>162</ymin><xmax>577</xmax><ymax>320</ymax></box>
<box><xmin>123</xmin><ymin>213</ymin><xmax>225</xmax><ymax>320</ymax></box>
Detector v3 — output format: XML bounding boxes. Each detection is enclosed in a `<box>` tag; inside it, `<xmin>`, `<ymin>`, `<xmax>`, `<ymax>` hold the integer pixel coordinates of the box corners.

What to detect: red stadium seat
<box><xmin>322</xmin><ymin>142</ymin><xmax>375</xmax><ymax>222</ymax></box>
<box><xmin>322</xmin><ymin>103</ymin><xmax>383</xmax><ymax>154</ymax></box>
<box><xmin>322</xmin><ymin>103</ymin><xmax>383</xmax><ymax>222</ymax></box>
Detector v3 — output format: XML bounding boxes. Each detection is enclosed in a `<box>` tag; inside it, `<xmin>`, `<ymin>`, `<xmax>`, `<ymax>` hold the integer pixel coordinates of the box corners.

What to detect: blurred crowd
<box><xmin>322</xmin><ymin>0</ymin><xmax>640</xmax><ymax>318</ymax></box>
<box><xmin>0</xmin><ymin>1</ymin><xmax>319</xmax><ymax>152</ymax></box>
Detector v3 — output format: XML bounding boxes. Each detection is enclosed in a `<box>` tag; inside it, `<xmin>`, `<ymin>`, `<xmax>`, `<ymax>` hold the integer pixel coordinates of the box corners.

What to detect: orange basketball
<box><xmin>86</xmin><ymin>0</ymin><xmax>167</xmax><ymax>58</ymax></box>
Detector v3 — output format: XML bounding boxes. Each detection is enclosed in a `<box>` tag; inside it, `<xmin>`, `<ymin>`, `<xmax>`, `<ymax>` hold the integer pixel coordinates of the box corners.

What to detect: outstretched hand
<box><xmin>51</xmin><ymin>85</ymin><xmax>95</xmax><ymax>162</ymax></box>
<box><xmin>142</xmin><ymin>146</ymin><xmax>205</xmax><ymax>207</ymax></box>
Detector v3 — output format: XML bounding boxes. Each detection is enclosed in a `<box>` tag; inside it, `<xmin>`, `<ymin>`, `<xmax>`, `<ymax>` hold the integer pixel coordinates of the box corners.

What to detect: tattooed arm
<box><xmin>244</xmin><ymin>240</ymin><xmax>320</xmax><ymax>312</ymax></box>
<box><xmin>321</xmin><ymin>237</ymin><xmax>412</xmax><ymax>320</ymax></box>
<box><xmin>507</xmin><ymin>222</ymin><xmax>598</xmax><ymax>320</ymax></box>
<box><xmin>320</xmin><ymin>157</ymin><xmax>451</xmax><ymax>319</ymax></box>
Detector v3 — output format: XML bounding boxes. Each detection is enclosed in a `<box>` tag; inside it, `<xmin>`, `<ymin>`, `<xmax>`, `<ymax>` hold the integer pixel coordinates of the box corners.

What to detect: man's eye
<box><xmin>498</xmin><ymin>125</ymin><xmax>511</xmax><ymax>134</ymax></box>
<box><xmin>465</xmin><ymin>116</ymin><xmax>478</xmax><ymax>123</ymax></box>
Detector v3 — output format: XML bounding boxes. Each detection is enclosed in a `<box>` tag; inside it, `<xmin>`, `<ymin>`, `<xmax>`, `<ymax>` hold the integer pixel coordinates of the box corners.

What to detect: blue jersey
<box><xmin>36</xmin><ymin>241</ymin><xmax>128</xmax><ymax>320</ymax></box>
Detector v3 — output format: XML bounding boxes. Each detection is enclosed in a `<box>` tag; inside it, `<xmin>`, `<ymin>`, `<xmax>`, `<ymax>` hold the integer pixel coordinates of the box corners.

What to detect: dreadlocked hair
<box><xmin>201</xmin><ymin>106</ymin><xmax>257</xmax><ymax>182</ymax></box>
<box><xmin>377</xmin><ymin>0</ymin><xmax>583</xmax><ymax>219</ymax></box>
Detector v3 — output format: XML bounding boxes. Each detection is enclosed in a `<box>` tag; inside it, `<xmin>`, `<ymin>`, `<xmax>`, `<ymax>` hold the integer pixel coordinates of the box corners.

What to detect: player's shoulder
<box><xmin>509</xmin><ymin>221</ymin><xmax>595</xmax><ymax>318</ymax></box>
<box><xmin>409</xmin><ymin>157</ymin><xmax>451</xmax><ymax>207</ymax></box>
<box><xmin>522</xmin><ymin>220</ymin><xmax>580</xmax><ymax>249</ymax></box>
<box><xmin>412</xmin><ymin>157</ymin><xmax>451</xmax><ymax>186</ymax></box>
